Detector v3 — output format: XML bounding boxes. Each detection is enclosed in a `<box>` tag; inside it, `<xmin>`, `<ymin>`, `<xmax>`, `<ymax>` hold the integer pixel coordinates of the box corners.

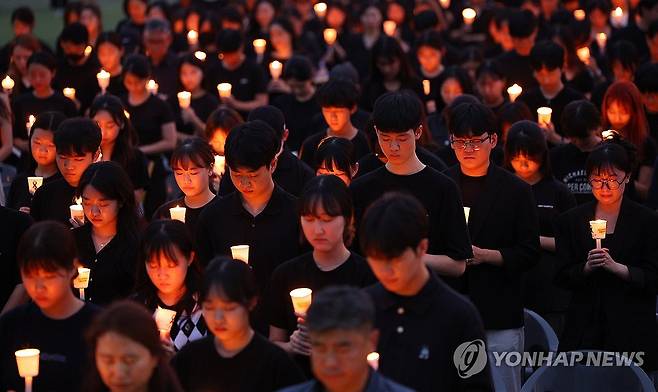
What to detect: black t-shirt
<box><xmin>169</xmin><ymin>92</ymin><xmax>219</xmax><ymax>135</ymax></box>
<box><xmin>299</xmin><ymin>130</ymin><xmax>371</xmax><ymax>168</ymax></box>
<box><xmin>356</xmin><ymin>147</ymin><xmax>447</xmax><ymax>178</ymax></box>
<box><xmin>459</xmin><ymin>172</ymin><xmax>488</xmax><ymax>208</ymax></box>
<box><xmin>517</xmin><ymin>86</ymin><xmax>585</xmax><ymax>135</ymax></box>
<box><xmin>350</xmin><ymin>166</ymin><xmax>472</xmax><ymax>261</ymax></box>
<box><xmin>495</xmin><ymin>50</ymin><xmax>538</xmax><ymax>90</ymax></box>
<box><xmin>53</xmin><ymin>56</ymin><xmax>100</xmax><ymax>114</ymax></box>
<box><xmin>171</xmin><ymin>334</ymin><xmax>304</xmax><ymax>392</ymax></box>
<box><xmin>531</xmin><ymin>177</ymin><xmax>577</xmax><ymax>237</ymax></box>
<box><xmin>115</xmin><ymin>148</ymin><xmax>150</xmax><ymax>191</ymax></box>
<box><xmin>204</xmin><ymin>58</ymin><xmax>267</xmax><ymax>116</ymax></box>
<box><xmin>273</xmin><ymin>94</ymin><xmax>322</xmax><ymax>152</ymax></box>
<box><xmin>107</xmin><ymin>73</ymin><xmax>127</xmax><ymax>97</ymax></box>
<box><xmin>152</xmin><ymin>196</ymin><xmax>217</xmax><ymax>235</ymax></box>
<box><xmin>150</xmin><ymin>52</ymin><xmax>179</xmax><ymax>100</ymax></box>
<box><xmin>73</xmin><ymin>225</ymin><xmax>138</xmax><ymax>305</ymax></box>
<box><xmin>549</xmin><ymin>143</ymin><xmax>594</xmax><ymax>205</ymax></box>
<box><xmin>7</xmin><ymin>170</ymin><xmax>62</xmax><ymax>211</ymax></box>
<box><xmin>0</xmin><ymin>302</ymin><xmax>100</xmax><ymax>392</ymax></box>
<box><xmin>123</xmin><ymin>94</ymin><xmax>174</xmax><ymax>150</ymax></box>
<box><xmin>647</xmin><ymin>110</ymin><xmax>658</xmax><ymax>143</ymax></box>
<box><xmin>30</xmin><ymin>177</ymin><xmax>76</xmax><ymax>224</ymax></box>
<box><xmin>11</xmin><ymin>92</ymin><xmax>77</xmax><ymax>140</ymax></box>
<box><xmin>0</xmin><ymin>207</ymin><xmax>31</xmax><ymax>306</ymax></box>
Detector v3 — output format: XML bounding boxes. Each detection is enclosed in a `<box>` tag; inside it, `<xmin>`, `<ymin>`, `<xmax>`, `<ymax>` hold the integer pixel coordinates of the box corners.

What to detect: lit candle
<box><xmin>27</xmin><ymin>176</ymin><xmax>43</xmax><ymax>196</ymax></box>
<box><xmin>194</xmin><ymin>50</ymin><xmax>207</xmax><ymax>61</ymax></box>
<box><xmin>596</xmin><ymin>32</ymin><xmax>607</xmax><ymax>51</ymax></box>
<box><xmin>323</xmin><ymin>28</ymin><xmax>337</xmax><ymax>46</ymax></box>
<box><xmin>187</xmin><ymin>30</ymin><xmax>199</xmax><ymax>46</ymax></box>
<box><xmin>367</xmin><ymin>352</ymin><xmax>380</xmax><ymax>371</ymax></box>
<box><xmin>314</xmin><ymin>2</ymin><xmax>327</xmax><ymax>18</ymax></box>
<box><xmin>2</xmin><ymin>75</ymin><xmax>14</xmax><ymax>93</ymax></box>
<box><xmin>423</xmin><ymin>79</ymin><xmax>431</xmax><ymax>96</ymax></box>
<box><xmin>177</xmin><ymin>91</ymin><xmax>191</xmax><ymax>109</ymax></box>
<box><xmin>169</xmin><ymin>205</ymin><xmax>186</xmax><ymax>223</ymax></box>
<box><xmin>573</xmin><ymin>9</ymin><xmax>586</xmax><ymax>21</ymax></box>
<box><xmin>464</xmin><ymin>207</ymin><xmax>471</xmax><ymax>223</ymax></box>
<box><xmin>290</xmin><ymin>288</ymin><xmax>313</xmax><ymax>316</ymax></box>
<box><xmin>84</xmin><ymin>45</ymin><xmax>92</xmax><ymax>57</ymax></box>
<box><xmin>70</xmin><ymin>196</ymin><xmax>84</xmax><ymax>224</ymax></box>
<box><xmin>610</xmin><ymin>7</ymin><xmax>626</xmax><ymax>28</ymax></box>
<box><xmin>269</xmin><ymin>61</ymin><xmax>283</xmax><ymax>80</ymax></box>
<box><xmin>576</xmin><ymin>46</ymin><xmax>590</xmax><ymax>64</ymax></box>
<box><xmin>73</xmin><ymin>267</ymin><xmax>91</xmax><ymax>300</ymax></box>
<box><xmin>462</xmin><ymin>8</ymin><xmax>477</xmax><ymax>25</ymax></box>
<box><xmin>123</xmin><ymin>110</ymin><xmax>130</xmax><ymax>119</ymax></box>
<box><xmin>96</xmin><ymin>69</ymin><xmax>110</xmax><ymax>93</ymax></box>
<box><xmin>213</xmin><ymin>155</ymin><xmax>226</xmax><ymax>176</ymax></box>
<box><xmin>217</xmin><ymin>83</ymin><xmax>232</xmax><ymax>98</ymax></box>
<box><xmin>230</xmin><ymin>245</ymin><xmax>250</xmax><ymax>264</ymax></box>
<box><xmin>147</xmin><ymin>79</ymin><xmax>158</xmax><ymax>95</ymax></box>
<box><xmin>383</xmin><ymin>20</ymin><xmax>397</xmax><ymax>36</ymax></box>
<box><xmin>439</xmin><ymin>0</ymin><xmax>451</xmax><ymax>9</ymax></box>
<box><xmin>507</xmin><ymin>84</ymin><xmax>522</xmax><ymax>102</ymax></box>
<box><xmin>537</xmin><ymin>107</ymin><xmax>552</xmax><ymax>126</ymax></box>
<box><xmin>154</xmin><ymin>306</ymin><xmax>177</xmax><ymax>340</ymax></box>
<box><xmin>26</xmin><ymin>115</ymin><xmax>36</xmax><ymax>136</ymax></box>
<box><xmin>589</xmin><ymin>219</ymin><xmax>607</xmax><ymax>249</ymax></box>
<box><xmin>63</xmin><ymin>87</ymin><xmax>76</xmax><ymax>100</ymax></box>
<box><xmin>602</xmin><ymin>129</ymin><xmax>616</xmax><ymax>140</ymax></box>
<box><xmin>15</xmin><ymin>348</ymin><xmax>39</xmax><ymax>392</ymax></box>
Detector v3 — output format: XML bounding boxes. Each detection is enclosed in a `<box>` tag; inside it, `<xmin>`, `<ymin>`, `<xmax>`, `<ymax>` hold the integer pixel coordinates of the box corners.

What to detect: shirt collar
<box><xmin>229</xmin><ymin>185</ymin><xmax>285</xmax><ymax>217</ymax></box>
<box><xmin>375</xmin><ymin>270</ymin><xmax>441</xmax><ymax>315</ymax></box>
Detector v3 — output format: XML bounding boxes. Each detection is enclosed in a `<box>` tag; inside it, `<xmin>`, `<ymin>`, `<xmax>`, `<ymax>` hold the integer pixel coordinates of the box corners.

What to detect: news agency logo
<box><xmin>453</xmin><ymin>339</ymin><xmax>488</xmax><ymax>379</ymax></box>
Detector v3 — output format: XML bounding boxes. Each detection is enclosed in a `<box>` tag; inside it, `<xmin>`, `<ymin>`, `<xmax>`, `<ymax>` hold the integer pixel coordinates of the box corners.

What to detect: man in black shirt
<box><xmin>143</xmin><ymin>19</ymin><xmax>178</xmax><ymax>100</ymax></box>
<box><xmin>495</xmin><ymin>10</ymin><xmax>539</xmax><ymax>91</ymax></box>
<box><xmin>359</xmin><ymin>193</ymin><xmax>492</xmax><ymax>392</ymax></box>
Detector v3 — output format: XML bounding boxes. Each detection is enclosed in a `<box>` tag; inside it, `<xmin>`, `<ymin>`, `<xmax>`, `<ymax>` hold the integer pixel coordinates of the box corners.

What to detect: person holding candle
<box><xmin>246</xmin><ymin>0</ymin><xmax>276</xmax><ymax>44</ymax></box>
<box><xmin>414</xmin><ymin>31</ymin><xmax>445</xmax><ymax>113</ymax></box>
<box><xmin>172</xmin><ymin>257</ymin><xmax>304</xmax><ymax>391</ymax></box>
<box><xmin>95</xmin><ymin>32</ymin><xmax>127</xmax><ymax>97</ymax></box>
<box><xmin>73</xmin><ymin>161</ymin><xmax>139</xmax><ymax>305</ymax></box>
<box><xmin>443</xmin><ymin>101</ymin><xmax>540</xmax><ymax>392</ymax></box>
<box><xmin>84</xmin><ymin>300</ymin><xmax>184</xmax><ymax>392</ymax></box>
<box><xmin>314</xmin><ymin>137</ymin><xmax>359</xmax><ymax>186</ymax></box>
<box><xmin>279</xmin><ymin>286</ymin><xmax>413</xmax><ymax>392</ymax></box>
<box><xmin>5</xmin><ymin>34</ymin><xmax>42</xmax><ymax>97</ymax></box>
<box><xmin>115</xmin><ymin>0</ymin><xmax>148</xmax><ymax>55</ymax></box>
<box><xmin>152</xmin><ymin>138</ymin><xmax>216</xmax><ymax>233</ymax></box>
<box><xmin>31</xmin><ymin>117</ymin><xmax>101</xmax><ymax>224</ymax></box>
<box><xmin>143</xmin><ymin>19</ymin><xmax>178</xmax><ymax>100</ymax></box>
<box><xmin>554</xmin><ymin>135</ymin><xmax>658</xmax><ymax>374</ymax></box>
<box><xmin>495</xmin><ymin>10</ymin><xmax>539</xmax><ymax>90</ymax></box>
<box><xmin>554</xmin><ymin>27</ymin><xmax>598</xmax><ymax>96</ymax></box>
<box><xmin>268</xmin><ymin>176</ymin><xmax>376</xmax><ymax>367</ymax></box>
<box><xmin>0</xmin><ymin>221</ymin><xmax>99</xmax><ymax>392</ymax></box>
<box><xmin>7</xmin><ymin>111</ymin><xmax>65</xmax><ymax>213</ymax></box>
<box><xmin>133</xmin><ymin>219</ymin><xmax>207</xmax><ymax>352</ymax></box>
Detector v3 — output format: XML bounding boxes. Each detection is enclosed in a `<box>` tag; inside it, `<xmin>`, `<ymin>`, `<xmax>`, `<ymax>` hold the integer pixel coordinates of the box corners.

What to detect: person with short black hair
<box><xmin>444</xmin><ymin>102</ymin><xmax>540</xmax><ymax>392</ymax></box>
<box><xmin>495</xmin><ymin>9</ymin><xmax>539</xmax><ymax>89</ymax></box>
<box><xmin>143</xmin><ymin>18</ymin><xmax>178</xmax><ymax>99</ymax></box>
<box><xmin>590</xmin><ymin>40</ymin><xmax>639</xmax><ymax>108</ymax></box>
<box><xmin>415</xmin><ymin>30</ymin><xmax>445</xmax><ymax>114</ymax></box>
<box><xmin>636</xmin><ymin>62</ymin><xmax>658</xmax><ymax>141</ymax></box>
<box><xmin>172</xmin><ymin>257</ymin><xmax>304</xmax><ymax>390</ymax></box>
<box><xmin>314</xmin><ymin>137</ymin><xmax>359</xmax><ymax>185</ymax></box>
<box><xmin>0</xmin><ymin>6</ymin><xmax>51</xmax><ymax>75</ymax></box>
<box><xmin>0</xmin><ymin>221</ymin><xmax>99</xmax><ymax>392</ymax></box>
<box><xmin>351</xmin><ymin>92</ymin><xmax>472</xmax><ymax>279</ymax></box>
<box><xmin>95</xmin><ymin>32</ymin><xmax>126</xmax><ymax>97</ymax></box>
<box><xmin>476</xmin><ymin>60</ymin><xmax>507</xmax><ymax>113</ymax></box>
<box><xmin>359</xmin><ymin>192</ymin><xmax>492</xmax><ymax>391</ymax></box>
<box><xmin>31</xmin><ymin>117</ymin><xmax>101</xmax><ymax>224</ymax></box>
<box><xmin>279</xmin><ymin>286</ymin><xmax>413</xmax><ymax>392</ymax></box>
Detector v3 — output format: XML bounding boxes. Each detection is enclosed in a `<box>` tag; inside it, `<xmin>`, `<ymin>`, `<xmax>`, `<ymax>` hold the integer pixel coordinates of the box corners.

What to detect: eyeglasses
<box><xmin>589</xmin><ymin>175</ymin><xmax>628</xmax><ymax>190</ymax></box>
<box><xmin>449</xmin><ymin>134</ymin><xmax>491</xmax><ymax>150</ymax></box>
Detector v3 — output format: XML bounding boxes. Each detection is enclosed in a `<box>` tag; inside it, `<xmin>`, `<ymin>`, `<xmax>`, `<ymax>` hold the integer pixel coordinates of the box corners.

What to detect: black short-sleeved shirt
<box><xmin>30</xmin><ymin>177</ymin><xmax>76</xmax><ymax>224</ymax></box>
<box><xmin>549</xmin><ymin>143</ymin><xmax>594</xmax><ymax>205</ymax></box>
<box><xmin>11</xmin><ymin>92</ymin><xmax>77</xmax><ymax>140</ymax></box>
<box><xmin>366</xmin><ymin>274</ymin><xmax>493</xmax><ymax>392</ymax></box>
<box><xmin>267</xmin><ymin>251</ymin><xmax>376</xmax><ymax>335</ymax></box>
<box><xmin>7</xmin><ymin>171</ymin><xmax>62</xmax><ymax>211</ymax></box>
<box><xmin>218</xmin><ymin>150</ymin><xmax>314</xmax><ymax>197</ymax></box>
<box><xmin>0</xmin><ymin>302</ymin><xmax>100</xmax><ymax>392</ymax></box>
<box><xmin>171</xmin><ymin>334</ymin><xmax>304</xmax><ymax>392</ymax></box>
<box><xmin>0</xmin><ymin>207</ymin><xmax>32</xmax><ymax>306</ymax></box>
<box><xmin>356</xmin><ymin>148</ymin><xmax>447</xmax><ymax>178</ymax></box>
<box><xmin>115</xmin><ymin>149</ymin><xmax>150</xmax><ymax>191</ymax></box>
<box><xmin>517</xmin><ymin>86</ymin><xmax>585</xmax><ymax>135</ymax></box>
<box><xmin>299</xmin><ymin>130</ymin><xmax>371</xmax><ymax>168</ymax></box>
<box><xmin>107</xmin><ymin>73</ymin><xmax>127</xmax><ymax>97</ymax></box>
<box><xmin>150</xmin><ymin>52</ymin><xmax>180</xmax><ymax>100</ymax></box>
<box><xmin>72</xmin><ymin>225</ymin><xmax>138</xmax><ymax>305</ymax></box>
<box><xmin>531</xmin><ymin>177</ymin><xmax>577</xmax><ymax>237</ymax></box>
<box><xmin>152</xmin><ymin>196</ymin><xmax>217</xmax><ymax>235</ymax></box>
<box><xmin>123</xmin><ymin>94</ymin><xmax>174</xmax><ymax>149</ymax></box>
<box><xmin>350</xmin><ymin>166</ymin><xmax>472</xmax><ymax>261</ymax></box>
<box><xmin>53</xmin><ymin>57</ymin><xmax>100</xmax><ymax>114</ymax></box>
<box><xmin>494</xmin><ymin>50</ymin><xmax>538</xmax><ymax>91</ymax></box>
<box><xmin>168</xmin><ymin>92</ymin><xmax>219</xmax><ymax>135</ymax></box>
<box><xmin>273</xmin><ymin>94</ymin><xmax>323</xmax><ymax>152</ymax></box>
<box><xmin>459</xmin><ymin>172</ymin><xmax>488</xmax><ymax>209</ymax></box>
<box><xmin>204</xmin><ymin>58</ymin><xmax>267</xmax><ymax>106</ymax></box>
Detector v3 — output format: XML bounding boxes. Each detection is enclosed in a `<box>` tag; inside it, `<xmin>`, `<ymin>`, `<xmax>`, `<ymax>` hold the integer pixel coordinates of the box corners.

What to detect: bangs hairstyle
<box><xmin>201</xmin><ymin>257</ymin><xmax>258</xmax><ymax>307</ymax></box>
<box><xmin>204</xmin><ymin>106</ymin><xmax>243</xmax><ymax>140</ymax></box>
<box><xmin>89</xmin><ymin>94</ymin><xmax>138</xmax><ymax>167</ymax></box>
<box><xmin>17</xmin><ymin>221</ymin><xmax>77</xmax><ymax>274</ymax></box>
<box><xmin>300</xmin><ymin>175</ymin><xmax>355</xmax><ymax>245</ymax></box>
<box><xmin>360</xmin><ymin>192</ymin><xmax>429</xmax><ymax>259</ymax></box>
<box><xmin>317</xmin><ymin>79</ymin><xmax>359</xmax><ymax>109</ymax></box>
<box><xmin>30</xmin><ymin>111</ymin><xmax>66</xmax><ymax>141</ymax></box>
<box><xmin>224</xmin><ymin>120</ymin><xmax>279</xmax><ymax>171</ymax></box>
<box><xmin>560</xmin><ymin>99</ymin><xmax>600</xmax><ymax>139</ymax></box>
<box><xmin>123</xmin><ymin>53</ymin><xmax>151</xmax><ymax>80</ymax></box>
<box><xmin>373</xmin><ymin>91</ymin><xmax>423</xmax><ymax>133</ymax></box>
<box><xmin>314</xmin><ymin>136</ymin><xmax>356</xmax><ymax>174</ymax></box>
<box><xmin>448</xmin><ymin>102</ymin><xmax>497</xmax><ymax>137</ymax></box>
<box><xmin>170</xmin><ymin>137</ymin><xmax>214</xmax><ymax>170</ymax></box>
<box><xmin>504</xmin><ymin>120</ymin><xmax>551</xmax><ymax>177</ymax></box>
<box><xmin>586</xmin><ymin>134</ymin><xmax>637</xmax><ymax>177</ymax></box>
<box><xmin>54</xmin><ymin>117</ymin><xmax>102</xmax><ymax>156</ymax></box>
<box><xmin>602</xmin><ymin>81</ymin><xmax>648</xmax><ymax>148</ymax></box>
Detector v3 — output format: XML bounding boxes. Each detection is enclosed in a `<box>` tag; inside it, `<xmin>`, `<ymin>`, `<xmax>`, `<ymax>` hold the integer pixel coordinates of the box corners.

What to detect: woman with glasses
<box><xmin>555</xmin><ymin>134</ymin><xmax>658</xmax><ymax>374</ymax></box>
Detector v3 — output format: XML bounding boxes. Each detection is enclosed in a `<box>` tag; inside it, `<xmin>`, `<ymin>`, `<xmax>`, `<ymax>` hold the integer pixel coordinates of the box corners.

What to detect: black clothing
<box><xmin>550</xmin><ymin>143</ymin><xmax>595</xmax><ymax>205</ymax></box>
<box><xmin>273</xmin><ymin>94</ymin><xmax>322</xmax><ymax>152</ymax></box>
<box><xmin>517</xmin><ymin>86</ymin><xmax>585</xmax><ymax>135</ymax></box>
<box><xmin>299</xmin><ymin>130</ymin><xmax>371</xmax><ymax>168</ymax></box>
<box><xmin>0</xmin><ymin>207</ymin><xmax>32</xmax><ymax>306</ymax></box>
<box><xmin>152</xmin><ymin>196</ymin><xmax>217</xmax><ymax>236</ymax></box>
<box><xmin>7</xmin><ymin>171</ymin><xmax>62</xmax><ymax>211</ymax></box>
<box><xmin>30</xmin><ymin>177</ymin><xmax>76</xmax><ymax>225</ymax></box>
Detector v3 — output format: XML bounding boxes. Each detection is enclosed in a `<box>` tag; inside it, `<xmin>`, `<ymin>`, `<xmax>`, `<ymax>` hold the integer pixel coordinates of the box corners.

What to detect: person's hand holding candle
<box><xmin>70</xmin><ymin>196</ymin><xmax>85</xmax><ymax>227</ymax></box>
<box><xmin>289</xmin><ymin>317</ymin><xmax>311</xmax><ymax>356</ymax></box>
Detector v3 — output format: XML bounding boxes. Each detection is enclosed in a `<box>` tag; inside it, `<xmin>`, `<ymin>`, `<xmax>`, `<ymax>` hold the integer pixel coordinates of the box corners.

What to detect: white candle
<box><xmin>123</xmin><ymin>110</ymin><xmax>130</xmax><ymax>119</ymax></box>
<box><xmin>423</xmin><ymin>79</ymin><xmax>431</xmax><ymax>96</ymax></box>
<box><xmin>383</xmin><ymin>20</ymin><xmax>397</xmax><ymax>36</ymax></box>
<box><xmin>602</xmin><ymin>129</ymin><xmax>616</xmax><ymax>140</ymax></box>
<box><xmin>177</xmin><ymin>91</ymin><xmax>191</xmax><ymax>109</ymax></box>
<box><xmin>573</xmin><ymin>9</ymin><xmax>586</xmax><ymax>21</ymax></box>
<box><xmin>217</xmin><ymin>83</ymin><xmax>232</xmax><ymax>98</ymax></box>
<box><xmin>26</xmin><ymin>115</ymin><xmax>36</xmax><ymax>136</ymax></box>
<box><xmin>154</xmin><ymin>306</ymin><xmax>177</xmax><ymax>339</ymax></box>
<box><xmin>73</xmin><ymin>267</ymin><xmax>91</xmax><ymax>300</ymax></box>
<box><xmin>84</xmin><ymin>45</ymin><xmax>93</xmax><ymax>57</ymax></box>
<box><xmin>314</xmin><ymin>2</ymin><xmax>327</xmax><ymax>18</ymax></box>
<box><xmin>589</xmin><ymin>219</ymin><xmax>607</xmax><ymax>249</ymax></box>
<box><xmin>187</xmin><ymin>30</ymin><xmax>199</xmax><ymax>46</ymax></box>
<box><xmin>194</xmin><ymin>50</ymin><xmax>207</xmax><ymax>61</ymax></box>
<box><xmin>462</xmin><ymin>8</ymin><xmax>477</xmax><ymax>25</ymax></box>
<box><xmin>63</xmin><ymin>87</ymin><xmax>76</xmax><ymax>100</ymax></box>
<box><xmin>27</xmin><ymin>176</ymin><xmax>43</xmax><ymax>196</ymax></box>
<box><xmin>290</xmin><ymin>288</ymin><xmax>313</xmax><ymax>316</ymax></box>
<box><xmin>439</xmin><ymin>0</ymin><xmax>451</xmax><ymax>9</ymax></box>
<box><xmin>596</xmin><ymin>33</ymin><xmax>607</xmax><ymax>51</ymax></box>
<box><xmin>367</xmin><ymin>352</ymin><xmax>380</xmax><ymax>370</ymax></box>
<box><xmin>70</xmin><ymin>196</ymin><xmax>84</xmax><ymax>223</ymax></box>
<box><xmin>2</xmin><ymin>75</ymin><xmax>15</xmax><ymax>93</ymax></box>
<box><xmin>230</xmin><ymin>245</ymin><xmax>250</xmax><ymax>264</ymax></box>
<box><xmin>507</xmin><ymin>84</ymin><xmax>522</xmax><ymax>102</ymax></box>
<box><xmin>15</xmin><ymin>348</ymin><xmax>39</xmax><ymax>392</ymax></box>
<box><xmin>147</xmin><ymin>79</ymin><xmax>158</xmax><ymax>95</ymax></box>
<box><xmin>169</xmin><ymin>205</ymin><xmax>186</xmax><ymax>223</ymax></box>
<box><xmin>464</xmin><ymin>207</ymin><xmax>471</xmax><ymax>223</ymax></box>
<box><xmin>610</xmin><ymin>7</ymin><xmax>626</xmax><ymax>28</ymax></box>
<box><xmin>537</xmin><ymin>107</ymin><xmax>552</xmax><ymax>126</ymax></box>
<box><xmin>269</xmin><ymin>61</ymin><xmax>283</xmax><ymax>80</ymax></box>
<box><xmin>576</xmin><ymin>47</ymin><xmax>590</xmax><ymax>64</ymax></box>
<box><xmin>213</xmin><ymin>155</ymin><xmax>226</xmax><ymax>176</ymax></box>
<box><xmin>96</xmin><ymin>69</ymin><xmax>110</xmax><ymax>93</ymax></box>
<box><xmin>323</xmin><ymin>28</ymin><xmax>337</xmax><ymax>46</ymax></box>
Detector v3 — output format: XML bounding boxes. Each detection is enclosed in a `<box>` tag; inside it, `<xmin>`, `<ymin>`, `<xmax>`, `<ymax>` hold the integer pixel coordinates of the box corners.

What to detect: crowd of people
<box><xmin>1</xmin><ymin>0</ymin><xmax>658</xmax><ymax>390</ymax></box>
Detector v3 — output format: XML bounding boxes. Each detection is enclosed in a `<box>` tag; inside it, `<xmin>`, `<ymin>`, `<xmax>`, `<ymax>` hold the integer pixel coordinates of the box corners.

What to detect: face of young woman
<box><xmin>12</xmin><ymin>45</ymin><xmax>33</xmax><ymax>75</ymax></box>
<box><xmin>173</xmin><ymin>160</ymin><xmax>212</xmax><ymax>198</ymax></box>
<box><xmin>123</xmin><ymin>73</ymin><xmax>147</xmax><ymax>95</ymax></box>
<box><xmin>146</xmin><ymin>246</ymin><xmax>191</xmax><ymax>299</ymax></box>
<box><xmin>417</xmin><ymin>46</ymin><xmax>441</xmax><ymax>74</ymax></box>
<box><xmin>21</xmin><ymin>267</ymin><xmax>76</xmax><ymax>312</ymax></box>
<box><xmin>510</xmin><ymin>154</ymin><xmax>542</xmax><ymax>182</ymax></box>
<box><xmin>440</xmin><ymin>78</ymin><xmax>464</xmax><ymax>106</ymax></box>
<box><xmin>82</xmin><ymin>184</ymin><xmax>120</xmax><ymax>232</ymax></box>
<box><xmin>590</xmin><ymin>166</ymin><xmax>629</xmax><ymax>206</ymax></box>
<box><xmin>30</xmin><ymin>128</ymin><xmax>56</xmax><ymax>166</ymax></box>
<box><xmin>202</xmin><ymin>287</ymin><xmax>252</xmax><ymax>342</ymax></box>
<box><xmin>127</xmin><ymin>0</ymin><xmax>148</xmax><ymax>25</ymax></box>
<box><xmin>208</xmin><ymin>129</ymin><xmax>228</xmax><ymax>155</ymax></box>
<box><xmin>269</xmin><ymin>24</ymin><xmax>292</xmax><ymax>51</ymax></box>
<box><xmin>94</xmin><ymin>110</ymin><xmax>121</xmax><ymax>147</ymax></box>
<box><xmin>179</xmin><ymin>63</ymin><xmax>203</xmax><ymax>92</ymax></box>
<box><xmin>606</xmin><ymin>100</ymin><xmax>631</xmax><ymax>130</ymax></box>
<box><xmin>98</xmin><ymin>42</ymin><xmax>122</xmax><ymax>71</ymax></box>
<box><xmin>376</xmin><ymin>57</ymin><xmax>401</xmax><ymax>81</ymax></box>
<box><xmin>27</xmin><ymin>63</ymin><xmax>54</xmax><ymax>92</ymax></box>
<box><xmin>95</xmin><ymin>331</ymin><xmax>158</xmax><ymax>392</ymax></box>
<box><xmin>301</xmin><ymin>205</ymin><xmax>347</xmax><ymax>252</ymax></box>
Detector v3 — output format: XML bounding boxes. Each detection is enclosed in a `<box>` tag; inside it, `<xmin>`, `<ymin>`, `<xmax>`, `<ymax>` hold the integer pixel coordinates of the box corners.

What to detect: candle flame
<box><xmin>123</xmin><ymin>110</ymin><xmax>130</xmax><ymax>119</ymax></box>
<box><xmin>2</xmin><ymin>75</ymin><xmax>15</xmax><ymax>90</ymax></box>
<box><xmin>84</xmin><ymin>45</ymin><xmax>92</xmax><ymax>57</ymax></box>
<box><xmin>194</xmin><ymin>51</ymin><xmax>207</xmax><ymax>61</ymax></box>
<box><xmin>75</xmin><ymin>197</ymin><xmax>82</xmax><ymax>205</ymax></box>
<box><xmin>613</xmin><ymin>6</ymin><xmax>623</xmax><ymax>16</ymax></box>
